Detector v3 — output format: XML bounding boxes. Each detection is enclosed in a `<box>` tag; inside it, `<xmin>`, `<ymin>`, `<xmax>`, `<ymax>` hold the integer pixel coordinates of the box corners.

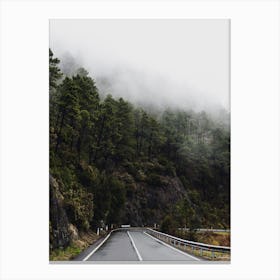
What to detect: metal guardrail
<box><xmin>178</xmin><ymin>228</ymin><xmax>230</xmax><ymax>233</ymax></box>
<box><xmin>146</xmin><ymin>228</ymin><xmax>230</xmax><ymax>260</ymax></box>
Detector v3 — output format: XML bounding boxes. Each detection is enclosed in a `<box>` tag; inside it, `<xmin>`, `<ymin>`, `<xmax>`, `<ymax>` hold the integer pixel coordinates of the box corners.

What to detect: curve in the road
<box><xmin>84</xmin><ymin>229</ymin><xmax>200</xmax><ymax>262</ymax></box>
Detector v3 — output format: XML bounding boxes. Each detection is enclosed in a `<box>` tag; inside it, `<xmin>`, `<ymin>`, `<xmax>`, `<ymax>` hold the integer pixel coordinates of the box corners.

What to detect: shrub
<box><xmin>146</xmin><ymin>173</ymin><xmax>162</xmax><ymax>187</ymax></box>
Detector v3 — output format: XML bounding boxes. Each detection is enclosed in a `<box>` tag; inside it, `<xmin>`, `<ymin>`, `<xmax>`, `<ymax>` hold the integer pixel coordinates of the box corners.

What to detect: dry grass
<box><xmin>50</xmin><ymin>230</ymin><xmax>101</xmax><ymax>261</ymax></box>
<box><xmin>196</xmin><ymin>231</ymin><xmax>230</xmax><ymax>247</ymax></box>
<box><xmin>183</xmin><ymin>246</ymin><xmax>230</xmax><ymax>261</ymax></box>
<box><xmin>50</xmin><ymin>244</ymin><xmax>82</xmax><ymax>261</ymax></box>
<box><xmin>176</xmin><ymin>230</ymin><xmax>230</xmax><ymax>247</ymax></box>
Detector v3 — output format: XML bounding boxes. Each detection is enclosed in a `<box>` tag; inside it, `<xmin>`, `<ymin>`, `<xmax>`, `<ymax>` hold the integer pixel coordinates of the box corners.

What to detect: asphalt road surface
<box><xmin>84</xmin><ymin>229</ymin><xmax>200</xmax><ymax>262</ymax></box>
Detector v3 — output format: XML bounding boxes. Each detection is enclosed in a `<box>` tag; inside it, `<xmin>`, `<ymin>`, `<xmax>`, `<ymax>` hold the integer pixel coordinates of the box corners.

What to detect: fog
<box><xmin>50</xmin><ymin>19</ymin><xmax>230</xmax><ymax>113</ymax></box>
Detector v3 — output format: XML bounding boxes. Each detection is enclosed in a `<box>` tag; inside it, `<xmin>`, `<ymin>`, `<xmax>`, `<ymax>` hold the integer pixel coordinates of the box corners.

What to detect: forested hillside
<box><xmin>49</xmin><ymin>49</ymin><xmax>230</xmax><ymax>253</ymax></box>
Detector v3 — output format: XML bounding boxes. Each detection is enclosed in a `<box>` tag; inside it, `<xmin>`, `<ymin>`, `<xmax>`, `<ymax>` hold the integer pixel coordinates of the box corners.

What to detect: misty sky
<box><xmin>50</xmin><ymin>19</ymin><xmax>230</xmax><ymax>112</ymax></box>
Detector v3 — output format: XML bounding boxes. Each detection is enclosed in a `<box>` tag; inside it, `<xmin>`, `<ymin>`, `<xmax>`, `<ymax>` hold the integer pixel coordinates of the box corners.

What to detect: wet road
<box><xmin>85</xmin><ymin>229</ymin><xmax>200</xmax><ymax>262</ymax></box>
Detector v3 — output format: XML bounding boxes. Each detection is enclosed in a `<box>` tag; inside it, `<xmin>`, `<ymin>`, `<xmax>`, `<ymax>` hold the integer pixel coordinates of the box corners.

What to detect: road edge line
<box><xmin>82</xmin><ymin>231</ymin><xmax>112</xmax><ymax>261</ymax></box>
<box><xmin>127</xmin><ymin>231</ymin><xmax>143</xmax><ymax>261</ymax></box>
<box><xmin>143</xmin><ymin>231</ymin><xmax>200</xmax><ymax>261</ymax></box>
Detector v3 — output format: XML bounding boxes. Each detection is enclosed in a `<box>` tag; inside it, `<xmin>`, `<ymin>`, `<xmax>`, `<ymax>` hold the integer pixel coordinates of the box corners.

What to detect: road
<box><xmin>82</xmin><ymin>229</ymin><xmax>200</xmax><ymax>262</ymax></box>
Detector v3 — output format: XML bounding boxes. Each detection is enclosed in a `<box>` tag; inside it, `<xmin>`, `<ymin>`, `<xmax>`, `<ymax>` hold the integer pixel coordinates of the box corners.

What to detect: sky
<box><xmin>50</xmin><ymin>19</ymin><xmax>230</xmax><ymax>112</ymax></box>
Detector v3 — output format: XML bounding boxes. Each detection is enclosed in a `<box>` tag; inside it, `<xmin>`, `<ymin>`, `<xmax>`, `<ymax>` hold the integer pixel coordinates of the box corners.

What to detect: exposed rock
<box><xmin>68</xmin><ymin>223</ymin><xmax>79</xmax><ymax>241</ymax></box>
<box><xmin>122</xmin><ymin>175</ymin><xmax>187</xmax><ymax>226</ymax></box>
<box><xmin>49</xmin><ymin>175</ymin><xmax>71</xmax><ymax>249</ymax></box>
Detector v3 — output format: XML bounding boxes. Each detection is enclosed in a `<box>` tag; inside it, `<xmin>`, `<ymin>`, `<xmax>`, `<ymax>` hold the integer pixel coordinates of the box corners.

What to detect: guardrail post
<box><xmin>211</xmin><ymin>250</ymin><xmax>215</xmax><ymax>259</ymax></box>
<box><xmin>200</xmin><ymin>248</ymin><xmax>203</xmax><ymax>256</ymax></box>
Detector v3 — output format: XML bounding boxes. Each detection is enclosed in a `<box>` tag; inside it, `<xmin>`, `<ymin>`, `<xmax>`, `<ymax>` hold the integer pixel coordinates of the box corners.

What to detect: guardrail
<box><xmin>146</xmin><ymin>228</ymin><xmax>230</xmax><ymax>260</ymax></box>
<box><xmin>178</xmin><ymin>228</ymin><xmax>230</xmax><ymax>233</ymax></box>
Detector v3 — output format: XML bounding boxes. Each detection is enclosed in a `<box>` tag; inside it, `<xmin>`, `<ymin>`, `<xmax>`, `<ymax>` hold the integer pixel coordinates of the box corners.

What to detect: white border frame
<box><xmin>0</xmin><ymin>1</ymin><xmax>279</xmax><ymax>280</ymax></box>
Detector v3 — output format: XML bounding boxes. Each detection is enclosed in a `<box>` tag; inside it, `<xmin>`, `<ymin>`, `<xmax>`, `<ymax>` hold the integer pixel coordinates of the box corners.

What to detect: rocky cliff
<box><xmin>121</xmin><ymin>174</ymin><xmax>187</xmax><ymax>226</ymax></box>
<box><xmin>49</xmin><ymin>175</ymin><xmax>71</xmax><ymax>250</ymax></box>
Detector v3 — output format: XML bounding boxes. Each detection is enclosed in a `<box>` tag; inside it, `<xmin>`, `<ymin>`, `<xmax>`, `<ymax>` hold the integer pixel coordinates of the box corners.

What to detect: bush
<box><xmin>160</xmin><ymin>215</ymin><xmax>178</xmax><ymax>235</ymax></box>
<box><xmin>146</xmin><ymin>173</ymin><xmax>162</xmax><ymax>187</ymax></box>
<box><xmin>64</xmin><ymin>185</ymin><xmax>94</xmax><ymax>231</ymax></box>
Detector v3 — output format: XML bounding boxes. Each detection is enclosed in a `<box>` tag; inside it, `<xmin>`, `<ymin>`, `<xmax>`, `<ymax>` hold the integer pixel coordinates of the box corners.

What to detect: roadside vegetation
<box><xmin>50</xmin><ymin>244</ymin><xmax>82</xmax><ymax>261</ymax></box>
<box><xmin>49</xmin><ymin>230</ymin><xmax>103</xmax><ymax>261</ymax></box>
<box><xmin>175</xmin><ymin>230</ymin><xmax>230</xmax><ymax>247</ymax></box>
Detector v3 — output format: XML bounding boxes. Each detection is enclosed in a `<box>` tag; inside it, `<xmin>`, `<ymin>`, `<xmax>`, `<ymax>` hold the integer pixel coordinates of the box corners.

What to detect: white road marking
<box><xmin>144</xmin><ymin>231</ymin><xmax>200</xmax><ymax>261</ymax></box>
<box><xmin>82</xmin><ymin>231</ymin><xmax>113</xmax><ymax>261</ymax></box>
<box><xmin>127</xmin><ymin>231</ymin><xmax>143</xmax><ymax>261</ymax></box>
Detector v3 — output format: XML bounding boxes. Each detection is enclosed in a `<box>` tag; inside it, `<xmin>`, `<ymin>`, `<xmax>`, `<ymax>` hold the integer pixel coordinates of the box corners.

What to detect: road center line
<box><xmin>144</xmin><ymin>231</ymin><xmax>200</xmax><ymax>261</ymax></box>
<box><xmin>82</xmin><ymin>230</ymin><xmax>113</xmax><ymax>261</ymax></box>
<box><xmin>127</xmin><ymin>231</ymin><xmax>143</xmax><ymax>261</ymax></box>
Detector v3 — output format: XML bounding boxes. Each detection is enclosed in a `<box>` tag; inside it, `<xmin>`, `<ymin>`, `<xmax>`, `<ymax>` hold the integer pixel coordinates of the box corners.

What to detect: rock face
<box><xmin>49</xmin><ymin>175</ymin><xmax>70</xmax><ymax>250</ymax></box>
<box><xmin>122</xmin><ymin>175</ymin><xmax>187</xmax><ymax>226</ymax></box>
<box><xmin>68</xmin><ymin>223</ymin><xmax>79</xmax><ymax>241</ymax></box>
<box><xmin>49</xmin><ymin>169</ymin><xmax>188</xmax><ymax>239</ymax></box>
